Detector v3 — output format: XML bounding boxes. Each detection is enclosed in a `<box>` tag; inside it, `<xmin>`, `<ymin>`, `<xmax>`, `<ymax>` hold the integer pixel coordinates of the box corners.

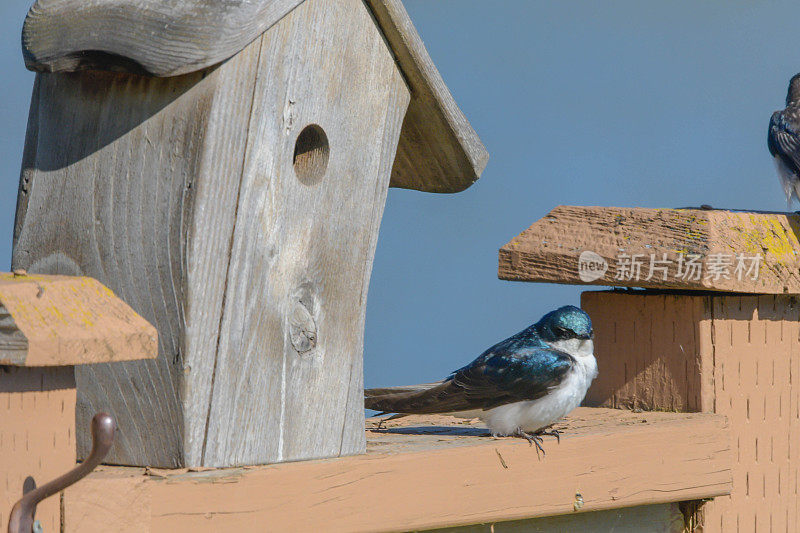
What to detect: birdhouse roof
<box><xmin>0</xmin><ymin>273</ymin><xmax>158</xmax><ymax>366</ymax></box>
<box><xmin>21</xmin><ymin>0</ymin><xmax>488</xmax><ymax>194</ymax></box>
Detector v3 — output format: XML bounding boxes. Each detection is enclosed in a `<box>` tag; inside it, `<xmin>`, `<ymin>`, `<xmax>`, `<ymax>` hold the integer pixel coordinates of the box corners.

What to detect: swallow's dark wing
<box><xmin>364</xmin><ymin>344</ymin><xmax>574</xmax><ymax>414</ymax></box>
<box><xmin>769</xmin><ymin>110</ymin><xmax>800</xmax><ymax>170</ymax></box>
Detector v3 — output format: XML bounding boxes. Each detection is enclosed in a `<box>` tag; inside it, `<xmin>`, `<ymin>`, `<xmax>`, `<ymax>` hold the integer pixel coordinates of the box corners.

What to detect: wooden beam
<box><xmin>62</xmin><ymin>408</ymin><xmax>732</xmax><ymax>532</ymax></box>
<box><xmin>499</xmin><ymin>205</ymin><xmax>800</xmax><ymax>293</ymax></box>
<box><xmin>0</xmin><ymin>273</ymin><xmax>157</xmax><ymax>366</ymax></box>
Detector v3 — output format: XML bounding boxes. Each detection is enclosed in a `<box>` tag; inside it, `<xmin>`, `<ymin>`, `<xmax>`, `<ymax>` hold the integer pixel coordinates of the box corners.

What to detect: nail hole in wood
<box><xmin>293</xmin><ymin>124</ymin><xmax>329</xmax><ymax>185</ymax></box>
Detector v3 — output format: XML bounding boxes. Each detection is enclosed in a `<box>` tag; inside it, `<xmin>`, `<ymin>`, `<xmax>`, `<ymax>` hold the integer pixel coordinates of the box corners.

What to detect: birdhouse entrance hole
<box><xmin>293</xmin><ymin>124</ymin><xmax>329</xmax><ymax>185</ymax></box>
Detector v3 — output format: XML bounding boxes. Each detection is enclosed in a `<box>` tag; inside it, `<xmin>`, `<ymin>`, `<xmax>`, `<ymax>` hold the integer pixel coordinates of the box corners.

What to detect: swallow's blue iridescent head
<box><xmin>535</xmin><ymin>305</ymin><xmax>593</xmax><ymax>343</ymax></box>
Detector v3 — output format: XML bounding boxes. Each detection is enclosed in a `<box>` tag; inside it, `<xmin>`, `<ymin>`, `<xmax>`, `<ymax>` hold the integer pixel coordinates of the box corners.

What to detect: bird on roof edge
<box><xmin>365</xmin><ymin>305</ymin><xmax>597</xmax><ymax>456</ymax></box>
<box><xmin>768</xmin><ymin>73</ymin><xmax>800</xmax><ymax>209</ymax></box>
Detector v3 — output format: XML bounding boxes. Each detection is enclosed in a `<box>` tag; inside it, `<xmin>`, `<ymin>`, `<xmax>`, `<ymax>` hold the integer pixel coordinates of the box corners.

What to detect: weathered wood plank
<box><xmin>0</xmin><ymin>273</ymin><xmax>157</xmax><ymax>366</ymax></box>
<box><xmin>365</xmin><ymin>0</ymin><xmax>489</xmax><ymax>193</ymax></box>
<box><xmin>199</xmin><ymin>0</ymin><xmax>411</xmax><ymax>467</ymax></box>
<box><xmin>499</xmin><ymin>205</ymin><xmax>800</xmax><ymax>293</ymax></box>
<box><xmin>62</xmin><ymin>408</ymin><xmax>732</xmax><ymax>532</ymax></box>
<box><xmin>21</xmin><ymin>0</ymin><xmax>488</xmax><ymax>194</ymax></box>
<box><xmin>13</xmin><ymin>0</ymin><xmax>413</xmax><ymax>468</ymax></box>
<box><xmin>12</xmin><ymin>44</ymin><xmax>262</xmax><ymax>466</ymax></box>
<box><xmin>22</xmin><ymin>0</ymin><xmax>305</xmax><ymax>77</ymax></box>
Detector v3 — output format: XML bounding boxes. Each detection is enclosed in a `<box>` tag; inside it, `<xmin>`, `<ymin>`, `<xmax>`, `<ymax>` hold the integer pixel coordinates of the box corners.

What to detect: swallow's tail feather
<box><xmin>365</xmin><ymin>382</ymin><xmax>442</xmax><ymax>413</ymax></box>
<box><xmin>365</xmin><ymin>380</ymin><xmax>474</xmax><ymax>414</ymax></box>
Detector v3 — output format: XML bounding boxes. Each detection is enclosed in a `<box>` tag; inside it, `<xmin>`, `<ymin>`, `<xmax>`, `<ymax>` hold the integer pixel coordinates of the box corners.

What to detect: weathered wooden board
<box><xmin>13</xmin><ymin>0</ymin><xmax>411</xmax><ymax>468</ymax></box>
<box><xmin>22</xmin><ymin>0</ymin><xmax>305</xmax><ymax>76</ymax></box>
<box><xmin>13</xmin><ymin>43</ymin><xmax>262</xmax><ymax>466</ymax></box>
<box><xmin>499</xmin><ymin>205</ymin><xmax>800</xmax><ymax>293</ymax></box>
<box><xmin>21</xmin><ymin>0</ymin><xmax>488</xmax><ymax>194</ymax></box>
<box><xmin>366</xmin><ymin>0</ymin><xmax>489</xmax><ymax>193</ymax></box>
<box><xmin>61</xmin><ymin>408</ymin><xmax>731</xmax><ymax>532</ymax></box>
<box><xmin>198</xmin><ymin>0</ymin><xmax>410</xmax><ymax>467</ymax></box>
<box><xmin>0</xmin><ymin>273</ymin><xmax>157</xmax><ymax>366</ymax></box>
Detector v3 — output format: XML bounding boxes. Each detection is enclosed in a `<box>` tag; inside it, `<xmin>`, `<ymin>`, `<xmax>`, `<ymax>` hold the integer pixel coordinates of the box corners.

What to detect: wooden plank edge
<box><xmin>498</xmin><ymin>246</ymin><xmax>795</xmax><ymax>294</ymax></box>
<box><xmin>366</xmin><ymin>0</ymin><xmax>489</xmax><ymax>193</ymax></box>
<box><xmin>497</xmin><ymin>205</ymin><xmax>800</xmax><ymax>294</ymax></box>
<box><xmin>63</xmin><ymin>410</ymin><xmax>732</xmax><ymax>532</ymax></box>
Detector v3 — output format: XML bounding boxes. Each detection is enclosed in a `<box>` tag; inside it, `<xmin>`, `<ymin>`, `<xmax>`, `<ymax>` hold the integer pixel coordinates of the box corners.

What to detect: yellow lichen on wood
<box><xmin>499</xmin><ymin>205</ymin><xmax>800</xmax><ymax>294</ymax></box>
<box><xmin>0</xmin><ymin>274</ymin><xmax>157</xmax><ymax>366</ymax></box>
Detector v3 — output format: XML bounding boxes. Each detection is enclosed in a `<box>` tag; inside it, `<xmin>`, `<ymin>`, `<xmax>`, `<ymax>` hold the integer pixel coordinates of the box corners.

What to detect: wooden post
<box><xmin>0</xmin><ymin>273</ymin><xmax>156</xmax><ymax>532</ymax></box>
<box><xmin>13</xmin><ymin>0</ymin><xmax>487</xmax><ymax>468</ymax></box>
<box><xmin>582</xmin><ymin>291</ymin><xmax>800</xmax><ymax>532</ymax></box>
<box><xmin>499</xmin><ymin>205</ymin><xmax>800</xmax><ymax>532</ymax></box>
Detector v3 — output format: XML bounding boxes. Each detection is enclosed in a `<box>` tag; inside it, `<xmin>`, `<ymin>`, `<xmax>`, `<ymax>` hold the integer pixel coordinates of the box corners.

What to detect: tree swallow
<box><xmin>768</xmin><ymin>73</ymin><xmax>800</xmax><ymax>208</ymax></box>
<box><xmin>365</xmin><ymin>305</ymin><xmax>597</xmax><ymax>455</ymax></box>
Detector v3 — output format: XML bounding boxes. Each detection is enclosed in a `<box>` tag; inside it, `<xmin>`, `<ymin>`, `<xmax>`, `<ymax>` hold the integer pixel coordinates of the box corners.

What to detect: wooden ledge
<box><xmin>63</xmin><ymin>408</ymin><xmax>731</xmax><ymax>532</ymax></box>
<box><xmin>499</xmin><ymin>205</ymin><xmax>800</xmax><ymax>293</ymax></box>
<box><xmin>0</xmin><ymin>272</ymin><xmax>157</xmax><ymax>366</ymax></box>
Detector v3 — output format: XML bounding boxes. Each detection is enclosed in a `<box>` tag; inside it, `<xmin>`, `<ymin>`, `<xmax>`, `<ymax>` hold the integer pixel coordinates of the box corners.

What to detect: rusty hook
<box><xmin>8</xmin><ymin>413</ymin><xmax>116</xmax><ymax>533</ymax></box>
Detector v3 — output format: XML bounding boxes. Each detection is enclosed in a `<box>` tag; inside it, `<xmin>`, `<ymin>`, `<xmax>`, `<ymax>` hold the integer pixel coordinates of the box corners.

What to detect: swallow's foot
<box><xmin>537</xmin><ymin>428</ymin><xmax>561</xmax><ymax>444</ymax></box>
<box><xmin>512</xmin><ymin>427</ymin><xmax>546</xmax><ymax>458</ymax></box>
<box><xmin>376</xmin><ymin>418</ymin><xmax>386</xmax><ymax>430</ymax></box>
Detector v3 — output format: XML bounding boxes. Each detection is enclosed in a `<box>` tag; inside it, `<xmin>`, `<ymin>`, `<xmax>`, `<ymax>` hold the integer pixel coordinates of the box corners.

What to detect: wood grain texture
<box><xmin>1</xmin><ymin>367</ymin><xmax>75</xmax><ymax>533</ymax></box>
<box><xmin>582</xmin><ymin>290</ymin><xmax>800</xmax><ymax>533</ymax></box>
<box><xmin>365</xmin><ymin>0</ymin><xmax>489</xmax><ymax>193</ymax></box>
<box><xmin>61</xmin><ymin>408</ymin><xmax>732</xmax><ymax>533</ymax></box>
<box><xmin>199</xmin><ymin>0</ymin><xmax>410</xmax><ymax>467</ymax></box>
<box><xmin>13</xmin><ymin>0</ymin><xmax>411</xmax><ymax>468</ymax></box>
<box><xmin>12</xmin><ymin>43</ymin><xmax>262</xmax><ymax>466</ymax></box>
<box><xmin>0</xmin><ymin>273</ymin><xmax>157</xmax><ymax>366</ymax></box>
<box><xmin>581</xmin><ymin>291</ymin><xmax>713</xmax><ymax>412</ymax></box>
<box><xmin>22</xmin><ymin>0</ymin><xmax>305</xmax><ymax>77</ymax></box>
<box><xmin>21</xmin><ymin>0</ymin><xmax>488</xmax><ymax>194</ymax></box>
<box><xmin>703</xmin><ymin>295</ymin><xmax>800</xmax><ymax>532</ymax></box>
<box><xmin>499</xmin><ymin>205</ymin><xmax>800</xmax><ymax>293</ymax></box>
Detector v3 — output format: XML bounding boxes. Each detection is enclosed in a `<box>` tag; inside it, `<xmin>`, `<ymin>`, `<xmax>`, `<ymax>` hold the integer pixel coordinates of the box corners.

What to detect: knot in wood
<box><xmin>289</xmin><ymin>300</ymin><xmax>317</xmax><ymax>355</ymax></box>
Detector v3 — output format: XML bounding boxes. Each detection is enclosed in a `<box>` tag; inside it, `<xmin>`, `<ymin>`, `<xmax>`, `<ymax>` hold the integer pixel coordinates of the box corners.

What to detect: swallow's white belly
<box><xmin>451</xmin><ymin>340</ymin><xmax>598</xmax><ymax>436</ymax></box>
<box><xmin>774</xmin><ymin>155</ymin><xmax>800</xmax><ymax>207</ymax></box>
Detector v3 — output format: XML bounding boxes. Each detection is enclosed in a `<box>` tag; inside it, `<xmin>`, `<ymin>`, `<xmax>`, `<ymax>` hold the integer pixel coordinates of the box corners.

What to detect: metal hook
<box><xmin>8</xmin><ymin>413</ymin><xmax>116</xmax><ymax>533</ymax></box>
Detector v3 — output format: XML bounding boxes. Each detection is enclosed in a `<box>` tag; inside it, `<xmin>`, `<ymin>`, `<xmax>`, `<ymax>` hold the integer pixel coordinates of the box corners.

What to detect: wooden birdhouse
<box><xmin>0</xmin><ymin>272</ymin><xmax>156</xmax><ymax>532</ymax></box>
<box><xmin>13</xmin><ymin>0</ymin><xmax>487</xmax><ymax>468</ymax></box>
<box><xmin>500</xmin><ymin>205</ymin><xmax>800</xmax><ymax>531</ymax></box>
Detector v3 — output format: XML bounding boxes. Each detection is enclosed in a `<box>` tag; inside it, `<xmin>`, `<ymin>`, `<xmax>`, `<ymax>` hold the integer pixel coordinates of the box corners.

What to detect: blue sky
<box><xmin>0</xmin><ymin>1</ymin><xmax>797</xmax><ymax>388</ymax></box>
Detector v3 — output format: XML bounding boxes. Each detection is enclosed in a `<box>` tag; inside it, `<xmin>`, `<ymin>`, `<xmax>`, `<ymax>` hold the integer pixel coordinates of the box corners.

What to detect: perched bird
<box><xmin>366</xmin><ymin>306</ymin><xmax>597</xmax><ymax>455</ymax></box>
<box><xmin>768</xmin><ymin>73</ymin><xmax>800</xmax><ymax>208</ymax></box>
